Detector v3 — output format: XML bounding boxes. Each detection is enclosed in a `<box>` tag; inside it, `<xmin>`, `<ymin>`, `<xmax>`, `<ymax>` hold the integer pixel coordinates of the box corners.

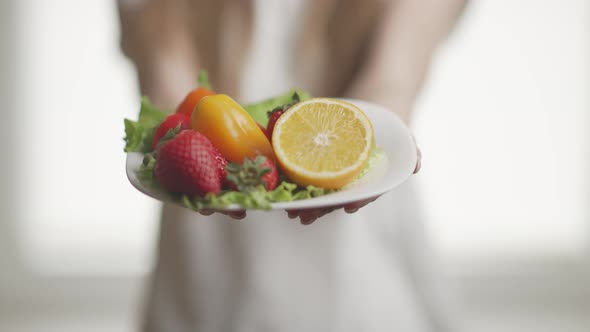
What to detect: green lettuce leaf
<box><xmin>355</xmin><ymin>145</ymin><xmax>382</xmax><ymax>180</ymax></box>
<box><xmin>243</xmin><ymin>89</ymin><xmax>312</xmax><ymax>126</ymax></box>
<box><xmin>177</xmin><ymin>181</ymin><xmax>336</xmax><ymax>211</ymax></box>
<box><xmin>197</xmin><ymin>70</ymin><xmax>212</xmax><ymax>90</ymax></box>
<box><xmin>123</xmin><ymin>97</ymin><xmax>168</xmax><ymax>152</ymax></box>
<box><xmin>137</xmin><ymin>153</ymin><xmax>157</xmax><ymax>184</ymax></box>
<box><xmin>124</xmin><ymin>119</ymin><xmax>144</xmax><ymax>152</ymax></box>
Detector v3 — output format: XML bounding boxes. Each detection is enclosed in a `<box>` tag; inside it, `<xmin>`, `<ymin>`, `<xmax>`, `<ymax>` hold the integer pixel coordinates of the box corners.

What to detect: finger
<box><xmin>343</xmin><ymin>196</ymin><xmax>379</xmax><ymax>213</ymax></box>
<box><xmin>287</xmin><ymin>206</ymin><xmax>337</xmax><ymax>222</ymax></box>
<box><xmin>343</xmin><ymin>206</ymin><xmax>359</xmax><ymax>214</ymax></box>
<box><xmin>226</xmin><ymin>210</ymin><xmax>247</xmax><ymax>220</ymax></box>
<box><xmin>286</xmin><ymin>209</ymin><xmax>299</xmax><ymax>219</ymax></box>
<box><xmin>304</xmin><ymin>207</ymin><xmax>337</xmax><ymax>224</ymax></box>
<box><xmin>414</xmin><ymin>146</ymin><xmax>422</xmax><ymax>174</ymax></box>
<box><xmin>199</xmin><ymin>209</ymin><xmax>214</xmax><ymax>216</ymax></box>
<box><xmin>317</xmin><ymin>206</ymin><xmax>339</xmax><ymax>219</ymax></box>
<box><xmin>200</xmin><ymin>209</ymin><xmax>246</xmax><ymax>220</ymax></box>
<box><xmin>298</xmin><ymin>209</ymin><xmax>323</xmax><ymax>225</ymax></box>
<box><xmin>411</xmin><ymin>135</ymin><xmax>422</xmax><ymax>174</ymax></box>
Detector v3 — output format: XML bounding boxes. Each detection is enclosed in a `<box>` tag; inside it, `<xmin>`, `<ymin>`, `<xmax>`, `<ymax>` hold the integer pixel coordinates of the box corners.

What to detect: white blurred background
<box><xmin>0</xmin><ymin>0</ymin><xmax>588</xmax><ymax>331</ymax></box>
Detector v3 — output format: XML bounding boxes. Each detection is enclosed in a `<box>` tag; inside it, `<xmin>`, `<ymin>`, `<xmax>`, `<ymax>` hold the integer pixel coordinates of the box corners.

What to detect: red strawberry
<box><xmin>265</xmin><ymin>91</ymin><xmax>301</xmax><ymax>142</ymax></box>
<box><xmin>258</xmin><ymin>156</ymin><xmax>279</xmax><ymax>190</ymax></box>
<box><xmin>257</xmin><ymin>122</ymin><xmax>267</xmax><ymax>135</ymax></box>
<box><xmin>152</xmin><ymin>113</ymin><xmax>191</xmax><ymax>150</ymax></box>
<box><xmin>154</xmin><ymin>130</ymin><xmax>222</xmax><ymax>196</ymax></box>
<box><xmin>266</xmin><ymin>109</ymin><xmax>284</xmax><ymax>142</ymax></box>
<box><xmin>213</xmin><ymin>149</ymin><xmax>227</xmax><ymax>180</ymax></box>
<box><xmin>225</xmin><ymin>156</ymin><xmax>279</xmax><ymax>191</ymax></box>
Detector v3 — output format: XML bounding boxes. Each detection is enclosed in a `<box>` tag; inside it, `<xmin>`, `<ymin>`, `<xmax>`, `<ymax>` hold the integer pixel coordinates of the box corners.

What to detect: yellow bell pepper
<box><xmin>191</xmin><ymin>94</ymin><xmax>275</xmax><ymax>163</ymax></box>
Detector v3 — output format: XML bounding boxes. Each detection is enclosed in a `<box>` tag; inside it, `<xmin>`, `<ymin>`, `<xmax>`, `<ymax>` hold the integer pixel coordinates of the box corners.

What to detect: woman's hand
<box><xmin>198</xmin><ymin>143</ymin><xmax>421</xmax><ymax>223</ymax></box>
<box><xmin>284</xmin><ymin>145</ymin><xmax>421</xmax><ymax>225</ymax></box>
<box><xmin>285</xmin><ymin>196</ymin><xmax>380</xmax><ymax>225</ymax></box>
<box><xmin>198</xmin><ymin>209</ymin><xmax>247</xmax><ymax>220</ymax></box>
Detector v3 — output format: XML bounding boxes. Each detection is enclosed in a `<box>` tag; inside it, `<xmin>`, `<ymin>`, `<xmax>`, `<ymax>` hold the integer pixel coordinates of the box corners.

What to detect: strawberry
<box><xmin>152</xmin><ymin>113</ymin><xmax>191</xmax><ymax>150</ymax></box>
<box><xmin>213</xmin><ymin>149</ymin><xmax>227</xmax><ymax>180</ymax></box>
<box><xmin>257</xmin><ymin>157</ymin><xmax>279</xmax><ymax>190</ymax></box>
<box><xmin>154</xmin><ymin>130</ymin><xmax>222</xmax><ymax>196</ymax></box>
<box><xmin>257</xmin><ymin>122</ymin><xmax>267</xmax><ymax>135</ymax></box>
<box><xmin>225</xmin><ymin>156</ymin><xmax>279</xmax><ymax>191</ymax></box>
<box><xmin>266</xmin><ymin>109</ymin><xmax>284</xmax><ymax>142</ymax></box>
<box><xmin>265</xmin><ymin>92</ymin><xmax>301</xmax><ymax>142</ymax></box>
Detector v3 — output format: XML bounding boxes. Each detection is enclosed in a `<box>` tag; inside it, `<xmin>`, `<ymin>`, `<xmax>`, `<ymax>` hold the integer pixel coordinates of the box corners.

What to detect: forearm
<box><xmin>117</xmin><ymin>0</ymin><xmax>199</xmax><ymax>108</ymax></box>
<box><xmin>346</xmin><ymin>0</ymin><xmax>467</xmax><ymax>123</ymax></box>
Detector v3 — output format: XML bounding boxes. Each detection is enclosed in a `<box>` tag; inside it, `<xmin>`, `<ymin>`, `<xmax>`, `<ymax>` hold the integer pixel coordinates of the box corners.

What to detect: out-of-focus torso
<box><xmin>117</xmin><ymin>1</ymin><xmax>452</xmax><ymax>331</ymax></box>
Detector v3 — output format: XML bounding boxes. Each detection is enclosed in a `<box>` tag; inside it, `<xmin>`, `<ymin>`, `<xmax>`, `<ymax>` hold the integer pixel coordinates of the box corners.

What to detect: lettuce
<box><xmin>123</xmin><ymin>97</ymin><xmax>168</xmax><ymax>152</ymax></box>
<box><xmin>243</xmin><ymin>89</ymin><xmax>312</xmax><ymax>126</ymax></box>
<box><xmin>179</xmin><ymin>181</ymin><xmax>336</xmax><ymax>211</ymax></box>
<box><xmin>355</xmin><ymin>145</ymin><xmax>383</xmax><ymax>180</ymax></box>
<box><xmin>135</xmin><ymin>149</ymin><xmax>387</xmax><ymax>211</ymax></box>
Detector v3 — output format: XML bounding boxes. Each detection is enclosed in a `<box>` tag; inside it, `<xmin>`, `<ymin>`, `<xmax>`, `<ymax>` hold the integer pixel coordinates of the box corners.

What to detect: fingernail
<box><xmin>301</xmin><ymin>218</ymin><xmax>316</xmax><ymax>225</ymax></box>
<box><xmin>344</xmin><ymin>208</ymin><xmax>359</xmax><ymax>214</ymax></box>
<box><xmin>414</xmin><ymin>160</ymin><xmax>421</xmax><ymax>174</ymax></box>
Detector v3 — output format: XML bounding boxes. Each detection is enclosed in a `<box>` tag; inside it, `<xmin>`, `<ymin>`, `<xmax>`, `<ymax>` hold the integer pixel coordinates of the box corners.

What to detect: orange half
<box><xmin>271</xmin><ymin>98</ymin><xmax>374</xmax><ymax>189</ymax></box>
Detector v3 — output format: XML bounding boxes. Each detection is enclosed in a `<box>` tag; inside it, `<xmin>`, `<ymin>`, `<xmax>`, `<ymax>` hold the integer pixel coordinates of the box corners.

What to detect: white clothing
<box><xmin>143</xmin><ymin>182</ymin><xmax>454</xmax><ymax>332</ymax></box>
<box><xmin>142</xmin><ymin>1</ymin><xmax>455</xmax><ymax>331</ymax></box>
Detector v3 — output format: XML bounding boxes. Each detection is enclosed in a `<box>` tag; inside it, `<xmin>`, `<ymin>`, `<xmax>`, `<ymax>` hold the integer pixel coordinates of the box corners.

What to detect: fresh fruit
<box><xmin>264</xmin><ymin>93</ymin><xmax>300</xmax><ymax>141</ymax></box>
<box><xmin>176</xmin><ymin>87</ymin><xmax>215</xmax><ymax>117</ymax></box>
<box><xmin>256</xmin><ymin>156</ymin><xmax>279</xmax><ymax>190</ymax></box>
<box><xmin>176</xmin><ymin>71</ymin><xmax>215</xmax><ymax>117</ymax></box>
<box><xmin>226</xmin><ymin>156</ymin><xmax>279</xmax><ymax>192</ymax></box>
<box><xmin>191</xmin><ymin>94</ymin><xmax>274</xmax><ymax>163</ymax></box>
<box><xmin>244</xmin><ymin>90</ymin><xmax>311</xmax><ymax>126</ymax></box>
<box><xmin>213</xmin><ymin>149</ymin><xmax>227</xmax><ymax>180</ymax></box>
<box><xmin>271</xmin><ymin>98</ymin><xmax>374</xmax><ymax>189</ymax></box>
<box><xmin>257</xmin><ymin>122</ymin><xmax>267</xmax><ymax>134</ymax></box>
<box><xmin>154</xmin><ymin>130</ymin><xmax>222</xmax><ymax>196</ymax></box>
<box><xmin>151</xmin><ymin>113</ymin><xmax>191</xmax><ymax>150</ymax></box>
<box><xmin>265</xmin><ymin>108</ymin><xmax>285</xmax><ymax>142</ymax></box>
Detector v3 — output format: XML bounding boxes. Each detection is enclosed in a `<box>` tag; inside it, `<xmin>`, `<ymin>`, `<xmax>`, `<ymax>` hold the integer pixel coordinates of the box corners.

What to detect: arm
<box><xmin>293</xmin><ymin>0</ymin><xmax>467</xmax><ymax>224</ymax></box>
<box><xmin>117</xmin><ymin>0</ymin><xmax>199</xmax><ymax>108</ymax></box>
<box><xmin>346</xmin><ymin>0</ymin><xmax>468</xmax><ymax>123</ymax></box>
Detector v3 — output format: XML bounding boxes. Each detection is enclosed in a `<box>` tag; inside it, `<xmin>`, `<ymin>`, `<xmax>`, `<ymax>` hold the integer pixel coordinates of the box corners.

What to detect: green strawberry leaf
<box><xmin>266</xmin><ymin>92</ymin><xmax>301</xmax><ymax>118</ymax></box>
<box><xmin>225</xmin><ymin>156</ymin><xmax>272</xmax><ymax>193</ymax></box>
<box><xmin>155</xmin><ymin>124</ymin><xmax>183</xmax><ymax>150</ymax></box>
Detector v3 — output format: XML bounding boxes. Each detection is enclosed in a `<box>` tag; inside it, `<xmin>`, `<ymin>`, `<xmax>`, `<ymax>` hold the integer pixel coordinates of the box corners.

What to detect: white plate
<box><xmin>126</xmin><ymin>99</ymin><xmax>417</xmax><ymax>211</ymax></box>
